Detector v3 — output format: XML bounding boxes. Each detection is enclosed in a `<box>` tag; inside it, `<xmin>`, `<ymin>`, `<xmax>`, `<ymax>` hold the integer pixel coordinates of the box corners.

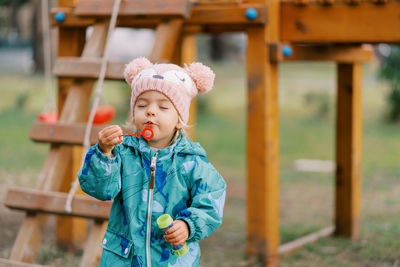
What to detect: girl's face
<box><xmin>134</xmin><ymin>90</ymin><xmax>181</xmax><ymax>149</ymax></box>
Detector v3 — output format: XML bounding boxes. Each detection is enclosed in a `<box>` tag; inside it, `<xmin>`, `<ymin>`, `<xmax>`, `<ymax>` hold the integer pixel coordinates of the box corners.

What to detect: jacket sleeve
<box><xmin>177</xmin><ymin>156</ymin><xmax>227</xmax><ymax>242</ymax></box>
<box><xmin>78</xmin><ymin>143</ymin><xmax>122</xmax><ymax>201</ymax></box>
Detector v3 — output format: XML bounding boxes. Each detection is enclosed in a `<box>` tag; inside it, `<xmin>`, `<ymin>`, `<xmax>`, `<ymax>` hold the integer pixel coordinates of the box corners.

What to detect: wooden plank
<box><xmin>0</xmin><ymin>258</ymin><xmax>49</xmax><ymax>267</ymax></box>
<box><xmin>246</xmin><ymin>23</ymin><xmax>280</xmax><ymax>267</ymax></box>
<box><xmin>281</xmin><ymin>3</ymin><xmax>400</xmax><ymax>43</ymax></box>
<box><xmin>53</xmin><ymin>57</ymin><xmax>125</xmax><ymax>79</ymax></box>
<box><xmin>29</xmin><ymin>122</ymin><xmax>135</xmax><ymax>145</ymax></box>
<box><xmin>56</xmin><ymin>146</ymin><xmax>87</xmax><ymax>248</ymax></box>
<box><xmin>271</xmin><ymin>44</ymin><xmax>373</xmax><ymax>63</ymax></box>
<box><xmin>335</xmin><ymin>63</ymin><xmax>362</xmax><ymax>240</ymax></box>
<box><xmin>51</xmin><ymin>4</ymin><xmax>267</xmax><ymax>27</ymax></box>
<box><xmin>181</xmin><ymin>34</ymin><xmax>197</xmax><ymax>141</ymax></box>
<box><xmin>278</xmin><ymin>226</ymin><xmax>335</xmax><ymax>255</ymax></box>
<box><xmin>80</xmin><ymin>221</ymin><xmax>107</xmax><ymax>267</ymax></box>
<box><xmin>150</xmin><ymin>19</ymin><xmax>184</xmax><ymax>62</ymax></box>
<box><xmin>57</xmin><ymin>27</ymin><xmax>86</xmax><ymax>114</ymax></box>
<box><xmin>56</xmin><ymin>22</ymin><xmax>88</xmax><ymax>248</ymax></box>
<box><xmin>74</xmin><ymin>0</ymin><xmax>192</xmax><ymax>18</ymax></box>
<box><xmin>30</xmin><ymin>121</ymin><xmax>102</xmax><ymax>145</ymax></box>
<box><xmin>29</xmin><ymin>121</ymin><xmax>134</xmax><ymax>145</ymax></box>
<box><xmin>246</xmin><ymin>0</ymin><xmax>280</xmax><ymax>265</ymax></box>
<box><xmin>5</xmin><ymin>187</ymin><xmax>111</xmax><ymax>220</ymax></box>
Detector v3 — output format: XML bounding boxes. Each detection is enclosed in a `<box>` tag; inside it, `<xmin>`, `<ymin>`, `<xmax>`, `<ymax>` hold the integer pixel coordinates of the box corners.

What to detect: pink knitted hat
<box><xmin>124</xmin><ymin>57</ymin><xmax>215</xmax><ymax>124</ymax></box>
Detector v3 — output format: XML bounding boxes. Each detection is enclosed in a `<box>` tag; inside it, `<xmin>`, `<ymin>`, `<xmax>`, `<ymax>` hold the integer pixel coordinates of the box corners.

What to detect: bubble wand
<box><xmin>120</xmin><ymin>127</ymin><xmax>154</xmax><ymax>140</ymax></box>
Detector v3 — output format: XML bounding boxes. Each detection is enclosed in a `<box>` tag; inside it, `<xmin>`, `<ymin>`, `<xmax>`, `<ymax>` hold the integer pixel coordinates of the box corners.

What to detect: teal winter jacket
<box><xmin>78</xmin><ymin>134</ymin><xmax>226</xmax><ymax>267</ymax></box>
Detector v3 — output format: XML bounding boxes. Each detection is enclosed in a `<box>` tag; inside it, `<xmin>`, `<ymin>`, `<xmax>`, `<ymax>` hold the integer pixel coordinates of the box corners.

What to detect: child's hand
<box><xmin>164</xmin><ymin>220</ymin><xmax>189</xmax><ymax>246</ymax></box>
<box><xmin>98</xmin><ymin>125</ymin><xmax>123</xmax><ymax>157</ymax></box>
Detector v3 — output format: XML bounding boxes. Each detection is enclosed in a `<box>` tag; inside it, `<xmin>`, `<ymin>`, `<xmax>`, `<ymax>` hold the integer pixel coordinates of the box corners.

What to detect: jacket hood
<box><xmin>121</xmin><ymin>131</ymin><xmax>206</xmax><ymax>159</ymax></box>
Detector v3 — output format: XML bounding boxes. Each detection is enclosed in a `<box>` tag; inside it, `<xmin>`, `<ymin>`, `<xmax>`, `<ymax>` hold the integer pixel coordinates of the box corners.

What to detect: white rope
<box><xmin>65</xmin><ymin>0</ymin><xmax>122</xmax><ymax>213</ymax></box>
<box><xmin>41</xmin><ymin>0</ymin><xmax>55</xmax><ymax>113</ymax></box>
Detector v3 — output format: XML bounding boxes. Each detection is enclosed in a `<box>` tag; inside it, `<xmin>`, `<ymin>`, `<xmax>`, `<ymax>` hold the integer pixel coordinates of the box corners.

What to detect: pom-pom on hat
<box><xmin>124</xmin><ymin>57</ymin><xmax>215</xmax><ymax>124</ymax></box>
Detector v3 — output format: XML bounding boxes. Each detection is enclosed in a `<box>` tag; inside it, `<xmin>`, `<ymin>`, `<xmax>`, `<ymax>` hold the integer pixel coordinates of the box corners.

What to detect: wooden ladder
<box><xmin>2</xmin><ymin>1</ymin><xmax>194</xmax><ymax>266</ymax></box>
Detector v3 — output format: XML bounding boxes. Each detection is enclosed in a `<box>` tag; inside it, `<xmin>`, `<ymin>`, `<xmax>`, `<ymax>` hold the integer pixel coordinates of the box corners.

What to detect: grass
<box><xmin>1</xmin><ymin>59</ymin><xmax>400</xmax><ymax>266</ymax></box>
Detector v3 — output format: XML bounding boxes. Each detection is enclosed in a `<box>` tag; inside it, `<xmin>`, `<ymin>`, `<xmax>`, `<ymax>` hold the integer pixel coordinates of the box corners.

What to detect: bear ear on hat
<box><xmin>124</xmin><ymin>57</ymin><xmax>153</xmax><ymax>85</ymax></box>
<box><xmin>185</xmin><ymin>62</ymin><xmax>215</xmax><ymax>94</ymax></box>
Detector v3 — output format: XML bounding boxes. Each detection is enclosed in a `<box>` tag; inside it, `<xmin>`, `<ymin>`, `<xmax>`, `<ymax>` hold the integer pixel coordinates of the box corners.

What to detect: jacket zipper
<box><xmin>146</xmin><ymin>152</ymin><xmax>158</xmax><ymax>267</ymax></box>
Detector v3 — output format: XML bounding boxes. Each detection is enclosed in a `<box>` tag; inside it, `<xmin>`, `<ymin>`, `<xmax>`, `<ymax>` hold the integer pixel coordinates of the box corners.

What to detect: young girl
<box><xmin>78</xmin><ymin>57</ymin><xmax>226</xmax><ymax>267</ymax></box>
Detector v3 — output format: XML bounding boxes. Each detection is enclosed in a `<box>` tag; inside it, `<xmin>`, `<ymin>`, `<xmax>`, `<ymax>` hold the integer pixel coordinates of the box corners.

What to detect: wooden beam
<box><xmin>51</xmin><ymin>4</ymin><xmax>267</xmax><ymax>27</ymax></box>
<box><xmin>0</xmin><ymin>258</ymin><xmax>49</xmax><ymax>267</ymax></box>
<box><xmin>74</xmin><ymin>0</ymin><xmax>192</xmax><ymax>18</ymax></box>
<box><xmin>5</xmin><ymin>187</ymin><xmax>111</xmax><ymax>220</ymax></box>
<box><xmin>246</xmin><ymin>22</ymin><xmax>280</xmax><ymax>267</ymax></box>
<box><xmin>270</xmin><ymin>44</ymin><xmax>373</xmax><ymax>63</ymax></box>
<box><xmin>29</xmin><ymin>121</ymin><xmax>134</xmax><ymax>145</ymax></box>
<box><xmin>181</xmin><ymin>34</ymin><xmax>197</xmax><ymax>141</ymax></box>
<box><xmin>278</xmin><ymin>226</ymin><xmax>335</xmax><ymax>255</ymax></box>
<box><xmin>281</xmin><ymin>3</ymin><xmax>400</xmax><ymax>43</ymax></box>
<box><xmin>30</xmin><ymin>121</ymin><xmax>101</xmax><ymax>145</ymax></box>
<box><xmin>150</xmin><ymin>19</ymin><xmax>184</xmax><ymax>62</ymax></box>
<box><xmin>335</xmin><ymin>63</ymin><xmax>362</xmax><ymax>240</ymax></box>
<box><xmin>53</xmin><ymin>57</ymin><xmax>125</xmax><ymax>79</ymax></box>
<box><xmin>80</xmin><ymin>221</ymin><xmax>107</xmax><ymax>267</ymax></box>
<box><xmin>57</xmin><ymin>27</ymin><xmax>86</xmax><ymax>114</ymax></box>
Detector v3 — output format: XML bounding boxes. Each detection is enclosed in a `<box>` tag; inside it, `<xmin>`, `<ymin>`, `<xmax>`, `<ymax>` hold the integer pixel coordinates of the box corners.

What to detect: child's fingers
<box><xmin>164</xmin><ymin>226</ymin><xmax>183</xmax><ymax>238</ymax></box>
<box><xmin>165</xmin><ymin>231</ymin><xmax>187</xmax><ymax>246</ymax></box>
<box><xmin>106</xmin><ymin>132</ymin><xmax>123</xmax><ymax>144</ymax></box>
<box><xmin>99</xmin><ymin>125</ymin><xmax>122</xmax><ymax>139</ymax></box>
<box><xmin>164</xmin><ymin>224</ymin><xmax>188</xmax><ymax>245</ymax></box>
<box><xmin>100</xmin><ymin>128</ymin><xmax>123</xmax><ymax>144</ymax></box>
<box><xmin>164</xmin><ymin>224</ymin><xmax>179</xmax><ymax>235</ymax></box>
<box><xmin>103</xmin><ymin>126</ymin><xmax>122</xmax><ymax>138</ymax></box>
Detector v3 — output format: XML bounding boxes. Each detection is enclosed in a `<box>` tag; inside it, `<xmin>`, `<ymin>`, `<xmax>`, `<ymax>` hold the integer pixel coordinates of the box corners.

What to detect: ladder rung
<box><xmin>30</xmin><ymin>121</ymin><xmax>103</xmax><ymax>145</ymax></box>
<box><xmin>29</xmin><ymin>121</ymin><xmax>134</xmax><ymax>145</ymax></box>
<box><xmin>5</xmin><ymin>187</ymin><xmax>111</xmax><ymax>220</ymax></box>
<box><xmin>51</xmin><ymin>5</ymin><xmax>267</xmax><ymax>28</ymax></box>
<box><xmin>74</xmin><ymin>0</ymin><xmax>192</xmax><ymax>18</ymax></box>
<box><xmin>53</xmin><ymin>57</ymin><xmax>126</xmax><ymax>80</ymax></box>
<box><xmin>0</xmin><ymin>258</ymin><xmax>50</xmax><ymax>267</ymax></box>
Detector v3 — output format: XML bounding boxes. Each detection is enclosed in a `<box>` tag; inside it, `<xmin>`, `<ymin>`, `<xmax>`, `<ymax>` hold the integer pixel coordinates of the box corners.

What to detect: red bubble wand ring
<box><xmin>120</xmin><ymin>127</ymin><xmax>154</xmax><ymax>140</ymax></box>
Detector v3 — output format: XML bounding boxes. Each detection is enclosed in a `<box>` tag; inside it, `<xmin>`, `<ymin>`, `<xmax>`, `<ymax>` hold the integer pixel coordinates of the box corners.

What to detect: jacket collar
<box><xmin>122</xmin><ymin>131</ymin><xmax>206</xmax><ymax>160</ymax></box>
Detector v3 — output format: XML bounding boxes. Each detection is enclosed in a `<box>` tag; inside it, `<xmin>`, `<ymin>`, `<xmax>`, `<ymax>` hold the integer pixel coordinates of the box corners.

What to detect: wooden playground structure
<box><xmin>2</xmin><ymin>0</ymin><xmax>400</xmax><ymax>266</ymax></box>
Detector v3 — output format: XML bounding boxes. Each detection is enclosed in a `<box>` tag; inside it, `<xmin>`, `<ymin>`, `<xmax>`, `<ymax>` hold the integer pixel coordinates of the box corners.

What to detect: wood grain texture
<box><xmin>51</xmin><ymin>4</ymin><xmax>266</xmax><ymax>27</ymax></box>
<box><xmin>29</xmin><ymin>121</ymin><xmax>134</xmax><ymax>145</ymax></box>
<box><xmin>335</xmin><ymin>63</ymin><xmax>362</xmax><ymax>240</ymax></box>
<box><xmin>5</xmin><ymin>187</ymin><xmax>111</xmax><ymax>220</ymax></box>
<box><xmin>281</xmin><ymin>3</ymin><xmax>400</xmax><ymax>43</ymax></box>
<box><xmin>74</xmin><ymin>0</ymin><xmax>192</xmax><ymax>18</ymax></box>
<box><xmin>271</xmin><ymin>44</ymin><xmax>373</xmax><ymax>63</ymax></box>
<box><xmin>247</xmin><ymin>26</ymin><xmax>280</xmax><ymax>267</ymax></box>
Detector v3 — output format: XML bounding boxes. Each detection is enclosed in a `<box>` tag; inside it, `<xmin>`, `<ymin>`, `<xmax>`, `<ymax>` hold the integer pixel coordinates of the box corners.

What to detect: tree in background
<box><xmin>379</xmin><ymin>46</ymin><xmax>400</xmax><ymax>122</ymax></box>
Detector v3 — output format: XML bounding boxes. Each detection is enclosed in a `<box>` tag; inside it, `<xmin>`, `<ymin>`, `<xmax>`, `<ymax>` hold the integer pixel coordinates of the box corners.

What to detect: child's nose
<box><xmin>146</xmin><ymin>104</ymin><xmax>156</xmax><ymax>116</ymax></box>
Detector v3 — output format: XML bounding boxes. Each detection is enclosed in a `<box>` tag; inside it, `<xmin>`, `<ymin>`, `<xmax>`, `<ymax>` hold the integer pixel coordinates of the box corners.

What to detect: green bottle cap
<box><xmin>174</xmin><ymin>243</ymin><xmax>189</xmax><ymax>257</ymax></box>
<box><xmin>157</xmin><ymin>214</ymin><xmax>173</xmax><ymax>229</ymax></box>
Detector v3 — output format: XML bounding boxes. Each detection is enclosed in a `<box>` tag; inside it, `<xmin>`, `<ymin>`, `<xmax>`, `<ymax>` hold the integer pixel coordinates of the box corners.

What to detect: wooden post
<box><xmin>246</xmin><ymin>0</ymin><xmax>280</xmax><ymax>265</ymax></box>
<box><xmin>181</xmin><ymin>34</ymin><xmax>197</xmax><ymax>141</ymax></box>
<box><xmin>335</xmin><ymin>63</ymin><xmax>362</xmax><ymax>239</ymax></box>
<box><xmin>246</xmin><ymin>26</ymin><xmax>280</xmax><ymax>266</ymax></box>
<box><xmin>55</xmin><ymin>0</ymin><xmax>88</xmax><ymax>247</ymax></box>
